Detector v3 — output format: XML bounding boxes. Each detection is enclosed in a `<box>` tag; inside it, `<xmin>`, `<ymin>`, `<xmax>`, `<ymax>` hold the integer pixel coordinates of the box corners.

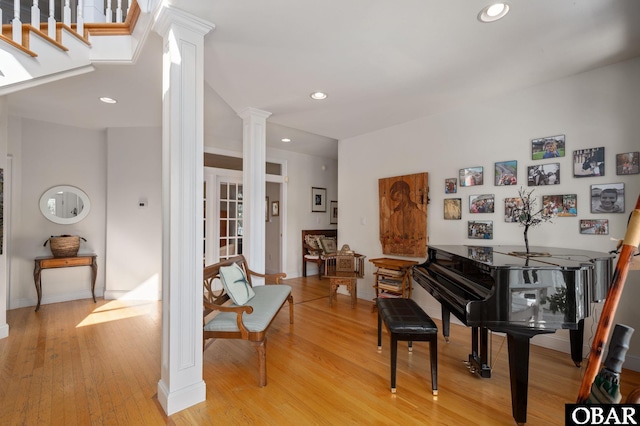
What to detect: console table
<box><xmin>33</xmin><ymin>253</ymin><xmax>98</xmax><ymax>312</ymax></box>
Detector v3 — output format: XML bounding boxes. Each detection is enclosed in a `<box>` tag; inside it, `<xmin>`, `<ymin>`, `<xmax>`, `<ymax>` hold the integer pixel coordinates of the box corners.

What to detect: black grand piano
<box><xmin>413</xmin><ymin>245</ymin><xmax>612</xmax><ymax>425</ymax></box>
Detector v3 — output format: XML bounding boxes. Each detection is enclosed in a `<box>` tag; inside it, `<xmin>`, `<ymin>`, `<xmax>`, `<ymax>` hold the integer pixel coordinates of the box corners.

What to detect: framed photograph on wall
<box><xmin>469</xmin><ymin>194</ymin><xmax>495</xmax><ymax>213</ymax></box>
<box><xmin>311</xmin><ymin>187</ymin><xmax>327</xmax><ymax>212</ymax></box>
<box><xmin>444</xmin><ymin>198</ymin><xmax>462</xmax><ymax>220</ymax></box>
<box><xmin>495</xmin><ymin>160</ymin><xmax>517</xmax><ymax>186</ymax></box>
<box><xmin>504</xmin><ymin>197</ymin><xmax>523</xmax><ymax>223</ymax></box>
<box><xmin>573</xmin><ymin>147</ymin><xmax>605</xmax><ymax>177</ymax></box>
<box><xmin>542</xmin><ymin>194</ymin><xmax>577</xmax><ymax>217</ymax></box>
<box><xmin>271</xmin><ymin>201</ymin><xmax>280</xmax><ymax>217</ymax></box>
<box><xmin>459</xmin><ymin>166</ymin><xmax>483</xmax><ymax>187</ymax></box>
<box><xmin>330</xmin><ymin>201</ymin><xmax>338</xmax><ymax>224</ymax></box>
<box><xmin>580</xmin><ymin>219</ymin><xmax>609</xmax><ymax>235</ymax></box>
<box><xmin>527</xmin><ymin>163</ymin><xmax>560</xmax><ymax>186</ymax></box>
<box><xmin>445</xmin><ymin>178</ymin><xmax>457</xmax><ymax>194</ymax></box>
<box><xmin>531</xmin><ymin>135</ymin><xmax>565</xmax><ymax>160</ymax></box>
<box><xmin>591</xmin><ymin>183</ymin><xmax>625</xmax><ymax>213</ymax></box>
<box><xmin>468</xmin><ymin>220</ymin><xmax>493</xmax><ymax>239</ymax></box>
<box><xmin>616</xmin><ymin>152</ymin><xmax>639</xmax><ymax>175</ymax></box>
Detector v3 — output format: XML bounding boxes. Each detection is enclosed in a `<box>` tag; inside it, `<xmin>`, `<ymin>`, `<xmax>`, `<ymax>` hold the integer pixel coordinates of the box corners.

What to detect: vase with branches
<box><xmin>511</xmin><ymin>187</ymin><xmax>555</xmax><ymax>254</ymax></box>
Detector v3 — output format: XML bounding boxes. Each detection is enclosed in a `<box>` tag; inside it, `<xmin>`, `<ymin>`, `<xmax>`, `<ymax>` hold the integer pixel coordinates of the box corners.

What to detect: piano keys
<box><xmin>413</xmin><ymin>245</ymin><xmax>612</xmax><ymax>425</ymax></box>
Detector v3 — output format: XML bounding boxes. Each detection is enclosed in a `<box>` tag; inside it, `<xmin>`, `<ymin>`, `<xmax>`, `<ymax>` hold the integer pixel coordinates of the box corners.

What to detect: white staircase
<box><xmin>0</xmin><ymin>0</ymin><xmax>155</xmax><ymax>96</ymax></box>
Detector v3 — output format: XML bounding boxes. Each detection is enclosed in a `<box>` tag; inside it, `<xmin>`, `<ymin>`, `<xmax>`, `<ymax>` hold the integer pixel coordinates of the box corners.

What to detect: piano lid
<box><xmin>428</xmin><ymin>245</ymin><xmax>613</xmax><ymax>270</ymax></box>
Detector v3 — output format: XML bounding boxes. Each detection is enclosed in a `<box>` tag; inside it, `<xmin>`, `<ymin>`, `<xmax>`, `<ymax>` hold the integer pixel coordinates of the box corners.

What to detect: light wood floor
<box><xmin>1</xmin><ymin>277</ymin><xmax>639</xmax><ymax>425</ymax></box>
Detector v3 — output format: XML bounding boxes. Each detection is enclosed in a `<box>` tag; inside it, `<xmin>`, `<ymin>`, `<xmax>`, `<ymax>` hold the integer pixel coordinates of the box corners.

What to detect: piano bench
<box><xmin>376</xmin><ymin>297</ymin><xmax>438</xmax><ymax>395</ymax></box>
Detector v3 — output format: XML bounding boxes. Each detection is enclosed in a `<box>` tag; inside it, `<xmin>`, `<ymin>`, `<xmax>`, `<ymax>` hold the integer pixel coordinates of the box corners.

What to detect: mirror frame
<box><xmin>39</xmin><ymin>185</ymin><xmax>91</xmax><ymax>225</ymax></box>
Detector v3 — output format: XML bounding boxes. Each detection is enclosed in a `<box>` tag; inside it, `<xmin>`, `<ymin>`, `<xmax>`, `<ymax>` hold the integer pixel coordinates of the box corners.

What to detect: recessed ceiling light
<box><xmin>281</xmin><ymin>138</ymin><xmax>292</xmax><ymax>143</ymax></box>
<box><xmin>310</xmin><ymin>91</ymin><xmax>328</xmax><ymax>100</ymax></box>
<box><xmin>478</xmin><ymin>3</ymin><xmax>510</xmax><ymax>23</ymax></box>
<box><xmin>99</xmin><ymin>97</ymin><xmax>117</xmax><ymax>104</ymax></box>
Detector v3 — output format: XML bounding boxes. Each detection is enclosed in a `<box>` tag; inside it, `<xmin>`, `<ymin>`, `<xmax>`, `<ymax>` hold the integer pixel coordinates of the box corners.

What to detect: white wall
<box><xmin>104</xmin><ymin>127</ymin><xmax>162</xmax><ymax>300</ymax></box>
<box><xmin>202</xmin><ymin>143</ymin><xmax>338</xmax><ymax>278</ymax></box>
<box><xmin>339</xmin><ymin>57</ymin><xmax>640</xmax><ymax>369</ymax></box>
<box><xmin>8</xmin><ymin>118</ymin><xmax>107</xmax><ymax>308</ymax></box>
<box><xmin>0</xmin><ymin>98</ymin><xmax>8</xmax><ymax>338</ymax></box>
<box><xmin>268</xmin><ymin>147</ymin><xmax>338</xmax><ymax>278</ymax></box>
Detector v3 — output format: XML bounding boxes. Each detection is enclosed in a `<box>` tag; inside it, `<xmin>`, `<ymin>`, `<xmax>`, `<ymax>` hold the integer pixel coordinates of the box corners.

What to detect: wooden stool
<box><xmin>328</xmin><ymin>272</ymin><xmax>357</xmax><ymax>308</ymax></box>
<box><xmin>377</xmin><ymin>297</ymin><xmax>438</xmax><ymax>395</ymax></box>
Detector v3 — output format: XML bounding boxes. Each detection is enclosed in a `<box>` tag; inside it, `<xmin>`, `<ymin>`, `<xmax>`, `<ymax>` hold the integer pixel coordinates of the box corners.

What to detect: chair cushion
<box><xmin>219</xmin><ymin>262</ymin><xmax>255</xmax><ymax>305</ymax></box>
<box><xmin>305</xmin><ymin>234</ymin><xmax>324</xmax><ymax>256</ymax></box>
<box><xmin>204</xmin><ymin>285</ymin><xmax>292</xmax><ymax>333</ymax></box>
<box><xmin>320</xmin><ymin>237</ymin><xmax>337</xmax><ymax>255</ymax></box>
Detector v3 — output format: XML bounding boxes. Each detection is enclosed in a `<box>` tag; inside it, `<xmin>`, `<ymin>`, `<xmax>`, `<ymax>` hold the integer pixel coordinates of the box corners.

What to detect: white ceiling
<box><xmin>7</xmin><ymin>0</ymin><xmax>640</xmax><ymax>160</ymax></box>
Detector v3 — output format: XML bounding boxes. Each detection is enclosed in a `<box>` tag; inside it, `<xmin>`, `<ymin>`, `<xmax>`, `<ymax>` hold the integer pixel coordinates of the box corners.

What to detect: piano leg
<box><xmin>569</xmin><ymin>319</ymin><xmax>584</xmax><ymax>367</ymax></box>
<box><xmin>507</xmin><ymin>332</ymin><xmax>531</xmax><ymax>425</ymax></box>
<box><xmin>441</xmin><ymin>306</ymin><xmax>450</xmax><ymax>342</ymax></box>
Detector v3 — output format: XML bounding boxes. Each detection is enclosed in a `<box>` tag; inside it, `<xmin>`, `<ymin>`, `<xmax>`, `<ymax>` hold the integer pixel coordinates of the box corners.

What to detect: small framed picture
<box><xmin>495</xmin><ymin>160</ymin><xmax>517</xmax><ymax>186</ymax></box>
<box><xmin>329</xmin><ymin>201</ymin><xmax>338</xmax><ymax>224</ymax></box>
<box><xmin>542</xmin><ymin>194</ymin><xmax>577</xmax><ymax>217</ymax></box>
<box><xmin>311</xmin><ymin>187</ymin><xmax>327</xmax><ymax>212</ymax></box>
<box><xmin>616</xmin><ymin>152</ymin><xmax>639</xmax><ymax>175</ymax></box>
<box><xmin>459</xmin><ymin>166</ymin><xmax>483</xmax><ymax>187</ymax></box>
<box><xmin>469</xmin><ymin>194</ymin><xmax>495</xmax><ymax>213</ymax></box>
<box><xmin>445</xmin><ymin>178</ymin><xmax>457</xmax><ymax>194</ymax></box>
<box><xmin>504</xmin><ymin>197</ymin><xmax>523</xmax><ymax>223</ymax></box>
<box><xmin>527</xmin><ymin>163</ymin><xmax>560</xmax><ymax>186</ymax></box>
<box><xmin>531</xmin><ymin>135</ymin><xmax>565</xmax><ymax>160</ymax></box>
<box><xmin>468</xmin><ymin>220</ymin><xmax>493</xmax><ymax>239</ymax></box>
<box><xmin>271</xmin><ymin>201</ymin><xmax>280</xmax><ymax>217</ymax></box>
<box><xmin>574</xmin><ymin>147</ymin><xmax>605</xmax><ymax>177</ymax></box>
<box><xmin>444</xmin><ymin>198</ymin><xmax>462</xmax><ymax>220</ymax></box>
<box><xmin>580</xmin><ymin>219</ymin><xmax>609</xmax><ymax>235</ymax></box>
<box><xmin>591</xmin><ymin>183</ymin><xmax>625</xmax><ymax>213</ymax></box>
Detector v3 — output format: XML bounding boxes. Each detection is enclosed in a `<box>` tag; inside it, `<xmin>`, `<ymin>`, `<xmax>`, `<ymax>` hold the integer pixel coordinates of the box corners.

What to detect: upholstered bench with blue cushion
<box><xmin>203</xmin><ymin>255</ymin><xmax>293</xmax><ymax>387</ymax></box>
<box><xmin>377</xmin><ymin>297</ymin><xmax>438</xmax><ymax>395</ymax></box>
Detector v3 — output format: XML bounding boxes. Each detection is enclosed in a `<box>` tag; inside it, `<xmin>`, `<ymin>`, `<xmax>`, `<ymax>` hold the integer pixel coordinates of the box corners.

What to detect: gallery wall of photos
<box><xmin>443</xmin><ymin>134</ymin><xmax>638</xmax><ymax>239</ymax></box>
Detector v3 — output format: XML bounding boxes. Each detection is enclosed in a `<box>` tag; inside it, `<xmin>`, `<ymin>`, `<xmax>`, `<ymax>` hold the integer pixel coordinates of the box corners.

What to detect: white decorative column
<box><xmin>239</xmin><ymin>107</ymin><xmax>271</xmax><ymax>279</ymax></box>
<box><xmin>153</xmin><ymin>6</ymin><xmax>214</xmax><ymax>415</ymax></box>
<box><xmin>0</xmin><ymin>97</ymin><xmax>8</xmax><ymax>340</ymax></box>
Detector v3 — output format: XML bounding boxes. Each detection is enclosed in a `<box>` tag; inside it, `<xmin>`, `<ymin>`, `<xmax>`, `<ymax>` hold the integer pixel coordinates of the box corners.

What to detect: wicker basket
<box><xmin>47</xmin><ymin>235</ymin><xmax>81</xmax><ymax>258</ymax></box>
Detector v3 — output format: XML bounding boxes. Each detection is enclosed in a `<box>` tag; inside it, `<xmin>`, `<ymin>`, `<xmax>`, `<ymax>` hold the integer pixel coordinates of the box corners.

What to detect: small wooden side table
<box><xmin>33</xmin><ymin>253</ymin><xmax>98</xmax><ymax>312</ymax></box>
<box><xmin>369</xmin><ymin>258</ymin><xmax>418</xmax><ymax>310</ymax></box>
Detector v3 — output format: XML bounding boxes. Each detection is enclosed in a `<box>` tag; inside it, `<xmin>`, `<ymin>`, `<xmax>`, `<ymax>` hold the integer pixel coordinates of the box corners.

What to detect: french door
<box><xmin>204</xmin><ymin>169</ymin><xmax>243</xmax><ymax>265</ymax></box>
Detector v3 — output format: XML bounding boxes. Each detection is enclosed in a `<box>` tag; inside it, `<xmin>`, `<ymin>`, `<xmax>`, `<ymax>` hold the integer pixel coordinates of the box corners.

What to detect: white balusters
<box><xmin>12</xmin><ymin>0</ymin><xmax>22</xmax><ymax>45</ymax></box>
<box><xmin>48</xmin><ymin>0</ymin><xmax>56</xmax><ymax>39</ymax></box>
<box><xmin>116</xmin><ymin>0</ymin><xmax>122</xmax><ymax>23</ymax></box>
<box><xmin>63</xmin><ymin>0</ymin><xmax>71</xmax><ymax>26</ymax></box>
<box><xmin>76</xmin><ymin>0</ymin><xmax>84</xmax><ymax>36</ymax></box>
<box><xmin>106</xmin><ymin>0</ymin><xmax>112</xmax><ymax>23</ymax></box>
<box><xmin>31</xmin><ymin>0</ymin><xmax>40</xmax><ymax>30</ymax></box>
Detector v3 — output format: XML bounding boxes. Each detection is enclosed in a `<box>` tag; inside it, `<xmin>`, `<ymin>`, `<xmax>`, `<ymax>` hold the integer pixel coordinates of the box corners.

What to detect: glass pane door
<box><xmin>218</xmin><ymin>180</ymin><xmax>243</xmax><ymax>260</ymax></box>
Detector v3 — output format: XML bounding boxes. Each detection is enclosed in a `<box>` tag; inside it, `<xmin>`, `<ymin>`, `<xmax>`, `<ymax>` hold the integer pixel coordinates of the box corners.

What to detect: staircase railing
<box><xmin>1</xmin><ymin>0</ymin><xmax>135</xmax><ymax>44</ymax></box>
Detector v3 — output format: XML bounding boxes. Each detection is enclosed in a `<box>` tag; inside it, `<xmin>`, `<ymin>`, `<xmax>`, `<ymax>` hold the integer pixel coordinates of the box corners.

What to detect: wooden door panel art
<box><xmin>379</xmin><ymin>172</ymin><xmax>428</xmax><ymax>257</ymax></box>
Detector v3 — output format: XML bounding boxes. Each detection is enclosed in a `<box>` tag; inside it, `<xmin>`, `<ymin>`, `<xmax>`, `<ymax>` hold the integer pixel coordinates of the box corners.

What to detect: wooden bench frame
<box><xmin>302</xmin><ymin>229</ymin><xmax>337</xmax><ymax>277</ymax></box>
<box><xmin>203</xmin><ymin>255</ymin><xmax>294</xmax><ymax>386</ymax></box>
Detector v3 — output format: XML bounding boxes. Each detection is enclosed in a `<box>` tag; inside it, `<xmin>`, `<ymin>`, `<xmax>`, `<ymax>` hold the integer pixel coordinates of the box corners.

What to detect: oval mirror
<box><xmin>39</xmin><ymin>185</ymin><xmax>91</xmax><ymax>225</ymax></box>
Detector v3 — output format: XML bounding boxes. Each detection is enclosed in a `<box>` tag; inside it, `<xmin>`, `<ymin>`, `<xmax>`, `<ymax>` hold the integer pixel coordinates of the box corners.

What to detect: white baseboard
<box><xmin>104</xmin><ymin>289</ymin><xmax>162</xmax><ymax>301</ymax></box>
<box><xmin>0</xmin><ymin>322</ymin><xmax>8</xmax><ymax>339</ymax></box>
<box><xmin>10</xmin><ymin>289</ymin><xmax>102</xmax><ymax>310</ymax></box>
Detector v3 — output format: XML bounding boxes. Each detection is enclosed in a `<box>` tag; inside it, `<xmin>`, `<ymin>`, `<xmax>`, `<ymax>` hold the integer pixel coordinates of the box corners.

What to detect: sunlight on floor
<box><xmin>76</xmin><ymin>299</ymin><xmax>158</xmax><ymax>327</ymax></box>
